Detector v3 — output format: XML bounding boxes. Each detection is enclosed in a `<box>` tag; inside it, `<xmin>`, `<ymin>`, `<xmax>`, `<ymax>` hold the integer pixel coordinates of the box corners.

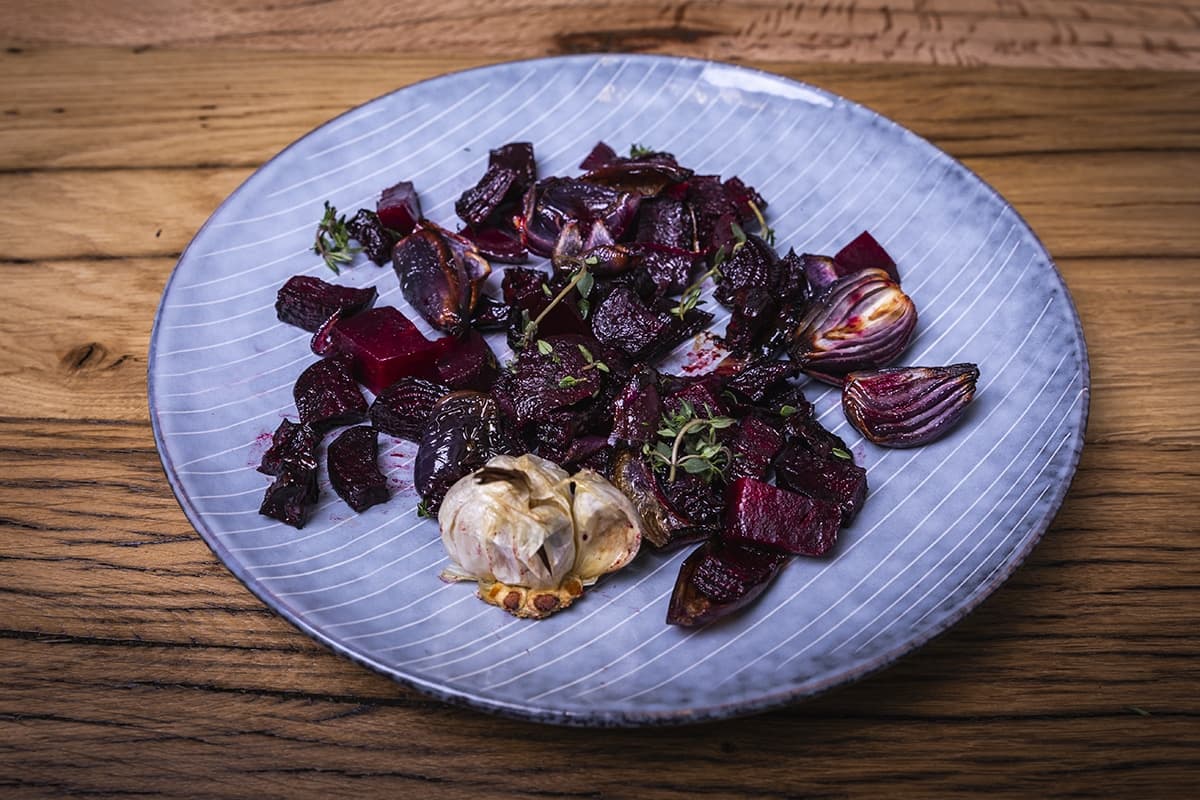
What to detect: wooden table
<box><xmin>2</xmin><ymin>2</ymin><xmax>1198</xmax><ymax>797</ymax></box>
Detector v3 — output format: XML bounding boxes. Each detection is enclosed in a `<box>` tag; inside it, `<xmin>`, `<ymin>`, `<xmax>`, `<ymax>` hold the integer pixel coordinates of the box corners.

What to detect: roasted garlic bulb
<box><xmin>437</xmin><ymin>454</ymin><xmax>642</xmax><ymax>618</ymax></box>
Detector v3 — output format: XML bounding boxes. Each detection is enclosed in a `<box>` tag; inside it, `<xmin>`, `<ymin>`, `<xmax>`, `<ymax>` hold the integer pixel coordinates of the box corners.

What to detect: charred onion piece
<box><xmin>611</xmin><ymin>451</ymin><xmax>704</xmax><ymax>549</ymax></box>
<box><xmin>275</xmin><ymin>275</ymin><xmax>377</xmax><ymax>333</ymax></box>
<box><xmin>392</xmin><ymin>220</ymin><xmax>491</xmax><ymax>336</ymax></box>
<box><xmin>521</xmin><ymin>177</ymin><xmax>640</xmax><ymax>258</ymax></box>
<box><xmin>414</xmin><ymin>391</ymin><xmax>520</xmax><ymax>512</ymax></box>
<box><xmin>667</xmin><ymin>538</ymin><xmax>789</xmax><ymax>627</ymax></box>
<box><xmin>791</xmin><ymin>268</ymin><xmax>917</xmax><ymax>383</ymax></box>
<box><xmin>842</xmin><ymin>364</ymin><xmax>980</xmax><ymax>447</ymax></box>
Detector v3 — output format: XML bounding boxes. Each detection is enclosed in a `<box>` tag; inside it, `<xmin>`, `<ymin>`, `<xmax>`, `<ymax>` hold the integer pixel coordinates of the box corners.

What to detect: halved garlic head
<box><xmin>437</xmin><ymin>454</ymin><xmax>642</xmax><ymax>618</ymax></box>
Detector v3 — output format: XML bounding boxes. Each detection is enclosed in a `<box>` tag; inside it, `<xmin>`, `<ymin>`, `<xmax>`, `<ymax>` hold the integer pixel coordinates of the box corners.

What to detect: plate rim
<box><xmin>148</xmin><ymin>52</ymin><xmax>1090</xmax><ymax>727</ymax></box>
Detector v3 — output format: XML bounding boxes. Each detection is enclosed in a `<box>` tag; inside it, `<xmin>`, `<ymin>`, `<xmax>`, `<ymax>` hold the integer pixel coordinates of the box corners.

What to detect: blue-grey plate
<box><xmin>149</xmin><ymin>54</ymin><xmax>1088</xmax><ymax>726</ymax></box>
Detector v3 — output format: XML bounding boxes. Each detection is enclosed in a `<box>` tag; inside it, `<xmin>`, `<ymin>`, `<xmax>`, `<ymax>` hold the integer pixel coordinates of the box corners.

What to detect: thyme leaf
<box><xmin>313</xmin><ymin>201</ymin><xmax>361</xmax><ymax>274</ymax></box>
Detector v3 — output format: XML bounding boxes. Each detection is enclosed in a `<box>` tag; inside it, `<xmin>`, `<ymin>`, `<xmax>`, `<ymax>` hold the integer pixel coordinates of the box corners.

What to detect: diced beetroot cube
<box><xmin>328</xmin><ymin>306</ymin><xmax>448</xmax><ymax>394</ymax></box>
<box><xmin>774</xmin><ymin>445</ymin><xmax>868</xmax><ymax>525</ymax></box>
<box><xmin>834</xmin><ymin>231</ymin><xmax>900</xmax><ymax>284</ymax></box>
<box><xmin>327</xmin><ymin>426</ymin><xmax>389</xmax><ymax>513</ymax></box>
<box><xmin>723</xmin><ymin>477</ymin><xmax>842</xmax><ymax>556</ymax></box>
<box><xmin>664</xmin><ymin>378</ymin><xmax>728</xmax><ymax>419</ymax></box>
<box><xmin>376</xmin><ymin>180</ymin><xmax>421</xmax><ymax>237</ymax></box>
<box><xmin>726</xmin><ymin>416</ymin><xmax>785</xmax><ymax>482</ymax></box>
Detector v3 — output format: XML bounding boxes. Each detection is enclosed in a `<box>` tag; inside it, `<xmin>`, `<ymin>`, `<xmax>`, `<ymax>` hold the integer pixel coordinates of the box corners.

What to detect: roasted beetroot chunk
<box><xmin>327</xmin><ymin>306</ymin><xmax>446</xmax><ymax>394</ymax></box>
<box><xmin>376</xmin><ymin>180</ymin><xmax>421</xmax><ymax>237</ymax></box>
<box><xmin>725</xmin><ymin>416</ymin><xmax>785</xmax><ymax>482</ymax></box>
<box><xmin>579</xmin><ymin>141</ymin><xmax>617</xmax><ymax>171</ymax></box>
<box><xmin>501</xmin><ymin>267</ymin><xmax>589</xmax><ymax>343</ymax></box>
<box><xmin>294</xmin><ymin>354</ymin><xmax>367</xmax><ymax>433</ymax></box>
<box><xmin>392</xmin><ymin>221</ymin><xmax>492</xmax><ymax>337</ymax></box>
<box><xmin>636</xmin><ymin>197</ymin><xmax>696</xmax><ymax>251</ymax></box>
<box><xmin>488</xmin><ymin>141</ymin><xmax>536</xmax><ymax>193</ymax></box>
<box><xmin>667</xmin><ymin>538</ymin><xmax>789</xmax><ymax>627</ymax></box>
<box><xmin>327</xmin><ymin>426</ymin><xmax>389</xmax><ymax>512</ymax></box>
<box><xmin>834</xmin><ymin>230</ymin><xmax>900</xmax><ymax>284</ymax></box>
<box><xmin>610</xmin><ymin>367</ymin><xmax>662</xmax><ymax>448</ymax></box>
<box><xmin>724</xmin><ymin>477</ymin><xmax>841</xmax><ymax>556</ymax></box>
<box><xmin>346</xmin><ymin>209</ymin><xmax>394</xmax><ymax>266</ymax></box>
<box><xmin>257</xmin><ymin>418</ymin><xmax>318</xmax><ymax>477</ymax></box>
<box><xmin>715</xmin><ymin>235</ymin><xmax>778</xmax><ymax>307</ymax></box>
<box><xmin>470</xmin><ymin>295</ymin><xmax>510</xmax><ymax>331</ymax></box>
<box><xmin>259</xmin><ymin>468</ymin><xmax>319</xmax><ymax>529</ymax></box>
<box><xmin>774</xmin><ymin>444</ymin><xmax>868</xmax><ymax>525</ymax></box>
<box><xmin>719</xmin><ymin>357</ymin><xmax>800</xmax><ymax>403</ymax></box>
<box><xmin>414</xmin><ymin>391</ymin><xmax>520</xmax><ymax>512</ymax></box>
<box><xmin>635</xmin><ymin>245</ymin><xmax>702</xmax><ymax>296</ymax></box>
<box><xmin>275</xmin><ymin>275</ymin><xmax>377</xmax><ymax>333</ymax></box>
<box><xmin>369</xmin><ymin>376</ymin><xmax>450</xmax><ymax>442</ymax></box>
<box><xmin>455</xmin><ymin>164</ymin><xmax>518</xmax><ymax>227</ymax></box>
<box><xmin>434</xmin><ymin>329</ymin><xmax>499</xmax><ymax>391</ymax></box>
<box><xmin>491</xmin><ymin>334</ymin><xmax>606</xmax><ymax>426</ymax></box>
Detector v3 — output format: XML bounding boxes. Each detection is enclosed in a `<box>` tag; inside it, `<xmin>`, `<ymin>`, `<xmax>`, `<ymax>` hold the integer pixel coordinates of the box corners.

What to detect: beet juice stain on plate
<box><xmin>149</xmin><ymin>55</ymin><xmax>1088</xmax><ymax>726</ymax></box>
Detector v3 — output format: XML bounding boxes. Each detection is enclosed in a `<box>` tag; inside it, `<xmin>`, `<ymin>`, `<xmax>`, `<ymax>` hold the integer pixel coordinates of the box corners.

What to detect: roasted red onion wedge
<box><xmin>667</xmin><ymin>538</ymin><xmax>789</xmax><ymax>627</ymax></box>
<box><xmin>723</xmin><ymin>477</ymin><xmax>842</xmax><ymax>556</ymax></box>
<box><xmin>392</xmin><ymin>220</ymin><xmax>491</xmax><ymax>336</ymax></box>
<box><xmin>791</xmin><ymin>268</ymin><xmax>917</xmax><ymax>383</ymax></box>
<box><xmin>327</xmin><ymin>426</ymin><xmax>389</xmax><ymax>512</ymax></box>
<box><xmin>842</xmin><ymin>363</ymin><xmax>980</xmax><ymax>447</ymax></box>
<box><xmin>611</xmin><ymin>451</ymin><xmax>705</xmax><ymax>550</ymax></box>
<box><xmin>275</xmin><ymin>275</ymin><xmax>377</xmax><ymax>333</ymax></box>
<box><xmin>521</xmin><ymin>177</ymin><xmax>640</xmax><ymax>258</ymax></box>
<box><xmin>414</xmin><ymin>391</ymin><xmax>520</xmax><ymax>512</ymax></box>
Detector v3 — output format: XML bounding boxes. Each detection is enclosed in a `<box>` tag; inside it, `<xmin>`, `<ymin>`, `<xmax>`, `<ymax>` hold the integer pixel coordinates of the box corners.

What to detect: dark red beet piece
<box><xmin>414</xmin><ymin>391</ymin><xmax>520</xmax><ymax>512</ymax></box>
<box><xmin>715</xmin><ymin>235</ymin><xmax>778</xmax><ymax>308</ymax></box>
<box><xmin>259</xmin><ymin>468</ymin><xmax>319</xmax><ymax>529</ymax></box>
<box><xmin>294</xmin><ymin>354</ymin><xmax>367</xmax><ymax>433</ymax></box>
<box><xmin>488</xmin><ymin>141</ymin><xmax>536</xmax><ymax>194</ymax></box>
<box><xmin>456</xmin><ymin>164</ymin><xmax>518</xmax><ymax>227</ymax></box>
<box><xmin>686</xmin><ymin>175</ymin><xmax>741</xmax><ymax>253</ymax></box>
<box><xmin>435</xmin><ymin>329</ymin><xmax>499</xmax><ymax>391</ymax></box>
<box><xmin>257</xmin><ymin>418</ymin><xmax>318</xmax><ymax>477</ymax></box>
<box><xmin>774</xmin><ymin>444</ymin><xmax>868</xmax><ymax>525</ymax></box>
<box><xmin>834</xmin><ymin>230</ymin><xmax>900</xmax><ymax>284</ymax></box>
<box><xmin>719</xmin><ymin>356</ymin><xmax>800</xmax><ymax>403</ymax></box>
<box><xmin>376</xmin><ymin>180</ymin><xmax>421</xmax><ymax>237</ymax></box>
<box><xmin>590</xmin><ymin>286</ymin><xmax>673</xmax><ymax>361</ymax></box>
<box><xmin>529</xmin><ymin>410</ymin><xmax>585</xmax><ymax>464</ymax></box>
<box><xmin>275</xmin><ymin>276</ymin><xmax>377</xmax><ymax>333</ymax></box>
<box><xmin>462</xmin><ymin>224</ymin><xmax>527</xmax><ymax>264</ymax></box>
<box><xmin>664</xmin><ymin>378</ymin><xmax>729</xmax><ymax>420</ymax></box>
<box><xmin>774</xmin><ymin>248</ymin><xmax>810</xmax><ymax>303</ymax></box>
<box><xmin>470</xmin><ymin>295</ymin><xmax>510</xmax><ymax>331</ymax></box>
<box><xmin>327</xmin><ymin>426</ymin><xmax>389</xmax><ymax>512</ymax></box>
<box><xmin>610</xmin><ymin>367</ymin><xmax>662</xmax><ymax>447</ymax></box>
<box><xmin>491</xmin><ymin>333</ymin><xmax>604</xmax><ymax>426</ymax></box>
<box><xmin>634</xmin><ymin>244</ymin><xmax>702</xmax><ymax>296</ymax></box>
<box><xmin>501</xmin><ymin>267</ymin><xmax>588</xmax><ymax>345</ymax></box>
<box><xmin>579</xmin><ymin>141</ymin><xmax>617</xmax><ymax>171</ymax></box>
<box><xmin>658</xmin><ymin>473</ymin><xmax>724</xmax><ymax>540</ymax></box>
<box><xmin>726</xmin><ymin>416</ymin><xmax>785</xmax><ymax>482</ymax></box>
<box><xmin>327</xmin><ymin>306</ymin><xmax>447</xmax><ymax>394</ymax></box>
<box><xmin>563</xmin><ymin>435</ymin><xmax>610</xmax><ymax>470</ymax></box>
<box><xmin>724</xmin><ymin>477</ymin><xmax>841</xmax><ymax>556</ymax></box>
<box><xmin>722</xmin><ymin>285</ymin><xmax>778</xmax><ymax>356</ymax></box>
<box><xmin>345</xmin><ymin>209</ymin><xmax>393</xmax><ymax>266</ymax></box>
<box><xmin>666</xmin><ymin>538</ymin><xmax>789</xmax><ymax>627</ymax></box>
<box><xmin>723</xmin><ymin>176</ymin><xmax>767</xmax><ymax>223</ymax></box>
<box><xmin>369</xmin><ymin>376</ymin><xmax>450</xmax><ymax>442</ymax></box>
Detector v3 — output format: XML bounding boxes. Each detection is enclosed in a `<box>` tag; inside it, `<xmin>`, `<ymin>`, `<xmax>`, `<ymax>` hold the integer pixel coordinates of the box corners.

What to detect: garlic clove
<box><xmin>570</xmin><ymin>469</ymin><xmax>642</xmax><ymax>584</ymax></box>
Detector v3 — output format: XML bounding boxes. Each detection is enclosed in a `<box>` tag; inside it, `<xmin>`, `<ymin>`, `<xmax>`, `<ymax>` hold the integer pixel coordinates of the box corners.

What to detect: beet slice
<box><xmin>275</xmin><ymin>275</ymin><xmax>377</xmax><ymax>333</ymax></box>
<box><xmin>491</xmin><ymin>333</ymin><xmax>605</xmax><ymax>426</ymax></box>
<box><xmin>369</xmin><ymin>376</ymin><xmax>450</xmax><ymax>442</ymax></box>
<box><xmin>579</xmin><ymin>141</ymin><xmax>617</xmax><ymax>171</ymax></box>
<box><xmin>666</xmin><ymin>538</ymin><xmax>789</xmax><ymax>627</ymax></box>
<box><xmin>715</xmin><ymin>235</ymin><xmax>778</xmax><ymax>308</ymax></box>
<box><xmin>259</xmin><ymin>468</ymin><xmax>319</xmax><ymax>529</ymax></box>
<box><xmin>834</xmin><ymin>230</ymin><xmax>899</xmax><ymax>284</ymax></box>
<box><xmin>636</xmin><ymin>197</ymin><xmax>696</xmax><ymax>251</ymax></box>
<box><xmin>725</xmin><ymin>416</ymin><xmax>785</xmax><ymax>482</ymax></box>
<box><xmin>414</xmin><ymin>391</ymin><xmax>520</xmax><ymax>512</ymax></box>
<box><xmin>434</xmin><ymin>329</ymin><xmax>499</xmax><ymax>391</ymax></box>
<box><xmin>327</xmin><ymin>426</ymin><xmax>389</xmax><ymax>512</ymax></box>
<box><xmin>328</xmin><ymin>306</ymin><xmax>447</xmax><ymax>394</ymax></box>
<box><xmin>462</xmin><ymin>224</ymin><xmax>527</xmax><ymax>264</ymax></box>
<box><xmin>722</xmin><ymin>285</ymin><xmax>778</xmax><ymax>356</ymax></box>
<box><xmin>257</xmin><ymin>418</ymin><xmax>318</xmax><ymax>477</ymax></box>
<box><xmin>376</xmin><ymin>180</ymin><xmax>421</xmax><ymax>237</ymax></box>
<box><xmin>773</xmin><ymin>444</ymin><xmax>868</xmax><ymax>526</ymax></box>
<box><xmin>722</xmin><ymin>176</ymin><xmax>767</xmax><ymax>223</ymax></box>
<box><xmin>723</xmin><ymin>477</ymin><xmax>841</xmax><ymax>556</ymax></box>
<box><xmin>610</xmin><ymin>366</ymin><xmax>662</xmax><ymax>448</ymax></box>
<box><xmin>456</xmin><ymin>164</ymin><xmax>518</xmax><ymax>227</ymax></box>
<box><xmin>294</xmin><ymin>354</ymin><xmax>368</xmax><ymax>433</ymax></box>
<box><xmin>345</xmin><ymin>209</ymin><xmax>393</xmax><ymax>266</ymax></box>
<box><xmin>488</xmin><ymin>141</ymin><xmax>536</xmax><ymax>194</ymax></box>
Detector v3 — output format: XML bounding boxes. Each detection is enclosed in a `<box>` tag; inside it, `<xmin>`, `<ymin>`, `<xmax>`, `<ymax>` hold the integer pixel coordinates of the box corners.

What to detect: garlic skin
<box><xmin>437</xmin><ymin>454</ymin><xmax>642</xmax><ymax>618</ymax></box>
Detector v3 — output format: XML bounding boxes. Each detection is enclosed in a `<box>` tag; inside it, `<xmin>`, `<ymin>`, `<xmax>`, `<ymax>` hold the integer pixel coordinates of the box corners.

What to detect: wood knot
<box><xmin>61</xmin><ymin>342</ymin><xmax>130</xmax><ymax>373</ymax></box>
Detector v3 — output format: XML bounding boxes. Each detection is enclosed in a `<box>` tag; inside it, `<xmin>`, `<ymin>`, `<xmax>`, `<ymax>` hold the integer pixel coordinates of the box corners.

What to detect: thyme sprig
<box><xmin>643</xmin><ymin>400</ymin><xmax>736</xmax><ymax>483</ymax></box>
<box><xmin>629</xmin><ymin>143</ymin><xmax>655</xmax><ymax>158</ymax></box>
<box><xmin>748</xmin><ymin>199</ymin><xmax>775</xmax><ymax>246</ymax></box>
<box><xmin>313</xmin><ymin>201</ymin><xmax>361</xmax><ymax>274</ymax></box>
<box><xmin>518</xmin><ymin>255</ymin><xmax>596</xmax><ymax>348</ymax></box>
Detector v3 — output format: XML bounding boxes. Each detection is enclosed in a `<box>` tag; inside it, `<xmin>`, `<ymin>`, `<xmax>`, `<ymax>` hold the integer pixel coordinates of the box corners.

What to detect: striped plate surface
<box><xmin>148</xmin><ymin>55</ymin><xmax>1089</xmax><ymax>726</ymax></box>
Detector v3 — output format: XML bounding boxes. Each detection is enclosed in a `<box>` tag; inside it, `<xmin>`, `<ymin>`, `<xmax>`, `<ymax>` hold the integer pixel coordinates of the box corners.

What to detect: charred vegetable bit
<box><xmin>275</xmin><ymin>275</ymin><xmax>377</xmax><ymax>333</ymax></box>
<box><xmin>293</xmin><ymin>353</ymin><xmax>367</xmax><ymax>433</ymax></box>
<box><xmin>414</xmin><ymin>391</ymin><xmax>521</xmax><ymax>513</ymax></box>
<box><xmin>667</xmin><ymin>538</ymin><xmax>789</xmax><ymax>627</ymax></box>
<box><xmin>369</xmin><ymin>376</ymin><xmax>450</xmax><ymax>442</ymax></box>
<box><xmin>392</xmin><ymin>220</ymin><xmax>491</xmax><ymax>337</ymax></box>
<box><xmin>345</xmin><ymin>209</ymin><xmax>394</xmax><ymax>266</ymax></box>
<box><xmin>313</xmin><ymin>202</ymin><xmax>362</xmax><ymax>274</ymax></box>
<box><xmin>328</xmin><ymin>426</ymin><xmax>389</xmax><ymax>512</ymax></box>
<box><xmin>257</xmin><ymin>418</ymin><xmax>320</xmax><ymax>529</ymax></box>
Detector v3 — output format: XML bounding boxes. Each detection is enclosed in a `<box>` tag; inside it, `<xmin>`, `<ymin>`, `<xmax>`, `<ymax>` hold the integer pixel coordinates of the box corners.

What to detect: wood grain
<box><xmin>2</xmin><ymin>0</ymin><xmax>1200</xmax><ymax>70</ymax></box>
<box><xmin>1</xmin><ymin>44</ymin><xmax>1199</xmax><ymax>798</ymax></box>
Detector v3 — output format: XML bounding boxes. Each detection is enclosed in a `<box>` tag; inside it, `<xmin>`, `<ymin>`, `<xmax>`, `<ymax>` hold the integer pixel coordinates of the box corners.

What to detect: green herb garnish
<box><xmin>643</xmin><ymin>400</ymin><xmax>736</xmax><ymax>483</ymax></box>
<box><xmin>313</xmin><ymin>201</ymin><xmax>361</xmax><ymax>274</ymax></box>
<box><xmin>832</xmin><ymin>447</ymin><xmax>853</xmax><ymax>461</ymax></box>
<box><xmin>629</xmin><ymin>143</ymin><xmax>655</xmax><ymax>158</ymax></box>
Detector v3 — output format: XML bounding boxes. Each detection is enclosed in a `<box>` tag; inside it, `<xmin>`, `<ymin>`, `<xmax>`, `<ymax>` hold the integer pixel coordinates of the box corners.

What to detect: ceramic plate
<box><xmin>149</xmin><ymin>55</ymin><xmax>1088</xmax><ymax>726</ymax></box>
